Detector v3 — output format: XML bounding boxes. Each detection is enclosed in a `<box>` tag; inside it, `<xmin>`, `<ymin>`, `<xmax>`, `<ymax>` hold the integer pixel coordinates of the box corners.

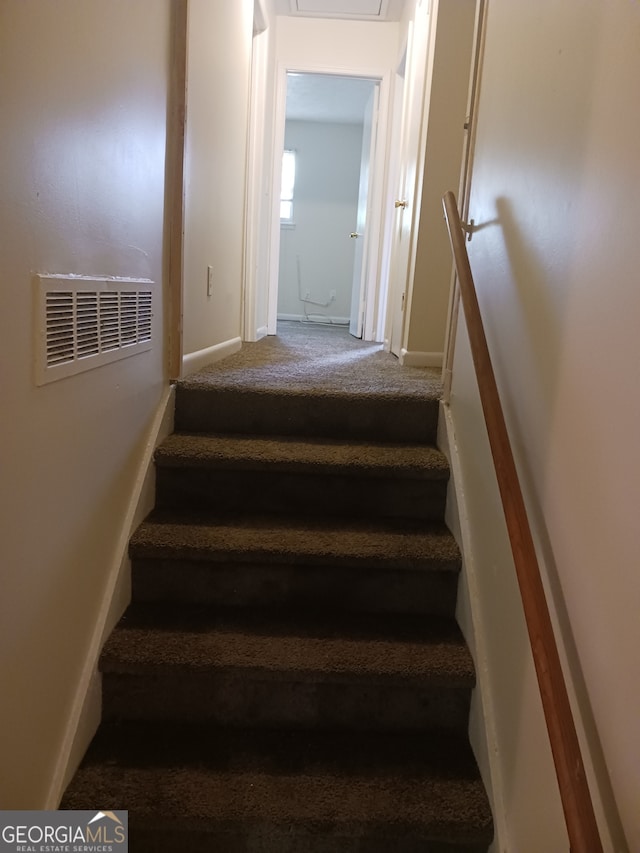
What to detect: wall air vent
<box><xmin>34</xmin><ymin>274</ymin><xmax>154</xmax><ymax>386</ymax></box>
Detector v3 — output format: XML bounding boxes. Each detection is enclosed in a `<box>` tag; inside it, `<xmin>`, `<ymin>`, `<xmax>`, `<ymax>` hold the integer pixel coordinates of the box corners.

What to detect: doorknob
<box><xmin>350</xmin><ymin>232</ymin><xmax>360</xmax><ymax>238</ymax></box>
<box><xmin>395</xmin><ymin>199</ymin><xmax>408</xmax><ymax>209</ymax></box>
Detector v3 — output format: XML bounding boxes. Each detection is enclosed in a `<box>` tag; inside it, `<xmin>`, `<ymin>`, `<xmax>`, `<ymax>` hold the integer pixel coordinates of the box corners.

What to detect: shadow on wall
<box><xmin>459</xmin><ymin>194</ymin><xmax>627</xmax><ymax>849</ymax></box>
<box><xmin>451</xmin><ymin>0</ymin><xmax>635</xmax><ymax>846</ymax></box>
<box><xmin>490</xmin><ymin>192</ymin><xmax>625</xmax><ymax>848</ymax></box>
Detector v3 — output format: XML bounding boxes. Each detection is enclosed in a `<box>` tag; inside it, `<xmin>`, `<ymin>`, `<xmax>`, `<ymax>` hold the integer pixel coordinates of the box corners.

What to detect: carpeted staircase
<box><xmin>62</xmin><ymin>324</ymin><xmax>494</xmax><ymax>851</ymax></box>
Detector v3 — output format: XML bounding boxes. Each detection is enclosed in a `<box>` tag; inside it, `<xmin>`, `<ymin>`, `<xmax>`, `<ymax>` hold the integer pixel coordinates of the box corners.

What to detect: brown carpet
<box><xmin>175</xmin><ymin>322</ymin><xmax>442</xmax><ymax>442</ymax></box>
<box><xmin>61</xmin><ymin>321</ymin><xmax>493</xmax><ymax>852</ymax></box>
<box><xmin>181</xmin><ymin>321</ymin><xmax>442</xmax><ymax>398</ymax></box>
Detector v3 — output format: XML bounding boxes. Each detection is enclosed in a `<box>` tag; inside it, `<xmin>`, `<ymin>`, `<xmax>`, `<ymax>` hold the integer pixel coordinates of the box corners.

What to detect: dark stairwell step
<box><xmin>100</xmin><ymin>605</ymin><xmax>475</xmax><ymax>732</ymax></box>
<box><xmin>62</xmin><ymin>723</ymin><xmax>493</xmax><ymax>853</ymax></box>
<box><xmin>130</xmin><ymin>511</ymin><xmax>461</xmax><ymax>569</ymax></box>
<box><xmin>130</xmin><ymin>511</ymin><xmax>461</xmax><ymax>614</ymax></box>
<box><xmin>175</xmin><ymin>383</ymin><xmax>440</xmax><ymax>444</ymax></box>
<box><xmin>61</xmin><ymin>327</ymin><xmax>495</xmax><ymax>849</ymax></box>
<box><xmin>155</xmin><ymin>432</ymin><xmax>450</xmax><ymax>475</ymax></box>
<box><xmin>174</xmin><ymin>323</ymin><xmax>442</xmax><ymax>443</ymax></box>
<box><xmin>154</xmin><ymin>433</ymin><xmax>450</xmax><ymax>520</ymax></box>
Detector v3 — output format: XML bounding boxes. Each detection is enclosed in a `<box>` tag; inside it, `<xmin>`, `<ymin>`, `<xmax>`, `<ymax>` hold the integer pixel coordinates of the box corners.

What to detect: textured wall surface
<box><xmin>0</xmin><ymin>0</ymin><xmax>171</xmax><ymax>806</ymax></box>
<box><xmin>449</xmin><ymin>0</ymin><xmax>640</xmax><ymax>849</ymax></box>
<box><xmin>182</xmin><ymin>0</ymin><xmax>253</xmax><ymax>357</ymax></box>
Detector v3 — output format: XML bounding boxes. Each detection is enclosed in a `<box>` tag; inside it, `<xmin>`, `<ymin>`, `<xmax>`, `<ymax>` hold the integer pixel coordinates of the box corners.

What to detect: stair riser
<box><xmin>155</xmin><ymin>468</ymin><xmax>448</xmax><ymax>521</ymax></box>
<box><xmin>132</xmin><ymin>559</ymin><xmax>459</xmax><ymax>616</ymax></box>
<box><xmin>176</xmin><ymin>388</ymin><xmax>439</xmax><ymax>443</ymax></box>
<box><xmin>63</xmin><ymin>335</ymin><xmax>496</xmax><ymax>845</ymax></box>
<box><xmin>102</xmin><ymin>672</ymin><xmax>471</xmax><ymax>732</ymax></box>
<box><xmin>130</xmin><ymin>827</ymin><xmax>490</xmax><ymax>853</ymax></box>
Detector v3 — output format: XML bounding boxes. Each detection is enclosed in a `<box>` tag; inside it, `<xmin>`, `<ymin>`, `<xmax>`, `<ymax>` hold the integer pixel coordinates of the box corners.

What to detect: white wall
<box><xmin>405</xmin><ymin>0</ymin><xmax>476</xmax><ymax>358</ymax></box>
<box><xmin>0</xmin><ymin>0</ymin><xmax>170</xmax><ymax>807</ymax></box>
<box><xmin>182</xmin><ymin>0</ymin><xmax>254</xmax><ymax>366</ymax></box>
<box><xmin>278</xmin><ymin>120</ymin><xmax>363</xmax><ymax>323</ymax></box>
<box><xmin>385</xmin><ymin>0</ymin><xmax>431</xmax><ymax>359</ymax></box>
<box><xmin>276</xmin><ymin>16</ymin><xmax>400</xmax><ymax>74</ymax></box>
<box><xmin>448</xmin><ymin>0</ymin><xmax>640</xmax><ymax>849</ymax></box>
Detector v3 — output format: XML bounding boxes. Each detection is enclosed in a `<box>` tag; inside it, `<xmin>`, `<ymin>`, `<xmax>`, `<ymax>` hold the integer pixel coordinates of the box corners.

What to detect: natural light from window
<box><xmin>280</xmin><ymin>149</ymin><xmax>296</xmax><ymax>222</ymax></box>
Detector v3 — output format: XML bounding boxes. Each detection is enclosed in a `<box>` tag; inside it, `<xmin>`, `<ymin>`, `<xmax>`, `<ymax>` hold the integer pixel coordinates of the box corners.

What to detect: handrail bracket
<box><xmin>460</xmin><ymin>218</ymin><xmax>475</xmax><ymax>241</ymax></box>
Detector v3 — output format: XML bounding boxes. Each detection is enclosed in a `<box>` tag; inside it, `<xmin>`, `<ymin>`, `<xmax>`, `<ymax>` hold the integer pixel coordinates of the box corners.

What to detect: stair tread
<box><xmin>130</xmin><ymin>511</ymin><xmax>461</xmax><ymax>570</ymax></box>
<box><xmin>173</xmin><ymin>329</ymin><xmax>442</xmax><ymax>442</ymax></box>
<box><xmin>63</xmin><ymin>724</ymin><xmax>492</xmax><ymax>841</ymax></box>
<box><xmin>63</xmin><ymin>331</ymin><xmax>494</xmax><ymax>847</ymax></box>
<box><xmin>178</xmin><ymin>371</ymin><xmax>440</xmax><ymax>400</ymax></box>
<box><xmin>101</xmin><ymin>605</ymin><xmax>474</xmax><ymax>686</ymax></box>
<box><xmin>155</xmin><ymin>432</ymin><xmax>449</xmax><ymax>477</ymax></box>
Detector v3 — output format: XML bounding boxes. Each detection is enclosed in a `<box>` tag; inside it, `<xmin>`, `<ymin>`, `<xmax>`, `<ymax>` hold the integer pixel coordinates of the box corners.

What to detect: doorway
<box><xmin>268</xmin><ymin>70</ymin><xmax>390</xmax><ymax>341</ymax></box>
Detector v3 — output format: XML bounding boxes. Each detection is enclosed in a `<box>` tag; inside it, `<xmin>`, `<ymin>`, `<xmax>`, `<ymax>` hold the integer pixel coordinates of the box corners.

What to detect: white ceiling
<box><xmin>286</xmin><ymin>73</ymin><xmax>377</xmax><ymax>124</ymax></box>
<box><xmin>274</xmin><ymin>0</ymin><xmax>406</xmax><ymax>22</ymax></box>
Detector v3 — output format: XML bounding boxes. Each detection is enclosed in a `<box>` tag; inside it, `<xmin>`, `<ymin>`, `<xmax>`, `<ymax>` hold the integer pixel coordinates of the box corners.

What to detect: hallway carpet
<box><xmin>62</xmin><ymin>321</ymin><xmax>494</xmax><ymax>851</ymax></box>
<box><xmin>181</xmin><ymin>321</ymin><xmax>442</xmax><ymax>395</ymax></box>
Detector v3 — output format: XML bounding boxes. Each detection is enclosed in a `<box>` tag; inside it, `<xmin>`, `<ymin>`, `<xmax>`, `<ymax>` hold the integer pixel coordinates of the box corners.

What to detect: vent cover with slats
<box><xmin>35</xmin><ymin>275</ymin><xmax>154</xmax><ymax>385</ymax></box>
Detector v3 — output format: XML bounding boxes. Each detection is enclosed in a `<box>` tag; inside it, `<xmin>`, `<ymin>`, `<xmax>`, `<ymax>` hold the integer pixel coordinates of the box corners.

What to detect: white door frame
<box><xmin>350</xmin><ymin>84</ymin><xmax>380</xmax><ymax>338</ymax></box>
<box><xmin>167</xmin><ymin>0</ymin><xmax>188</xmax><ymax>378</ymax></box>
<box><xmin>441</xmin><ymin>0</ymin><xmax>488</xmax><ymax>399</ymax></box>
<box><xmin>385</xmin><ymin>0</ymin><xmax>434</xmax><ymax>361</ymax></box>
<box><xmin>243</xmin><ymin>13</ymin><xmax>271</xmax><ymax>343</ymax></box>
<box><xmin>383</xmin><ymin>24</ymin><xmax>415</xmax><ymax>356</ymax></box>
<box><xmin>266</xmin><ymin>61</ymin><xmax>394</xmax><ymax>340</ymax></box>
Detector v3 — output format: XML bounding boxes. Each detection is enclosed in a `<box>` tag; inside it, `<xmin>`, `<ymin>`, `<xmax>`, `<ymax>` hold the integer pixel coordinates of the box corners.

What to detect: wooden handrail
<box><xmin>442</xmin><ymin>190</ymin><xmax>603</xmax><ymax>853</ymax></box>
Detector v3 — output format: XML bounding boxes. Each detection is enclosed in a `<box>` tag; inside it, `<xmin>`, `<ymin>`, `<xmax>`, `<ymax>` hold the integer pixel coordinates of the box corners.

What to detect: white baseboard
<box><xmin>437</xmin><ymin>401</ymin><xmax>507</xmax><ymax>852</ymax></box>
<box><xmin>277</xmin><ymin>313</ymin><xmax>350</xmax><ymax>325</ymax></box>
<box><xmin>181</xmin><ymin>336</ymin><xmax>242</xmax><ymax>377</ymax></box>
<box><xmin>243</xmin><ymin>325</ymin><xmax>268</xmax><ymax>343</ymax></box>
<box><xmin>46</xmin><ymin>384</ymin><xmax>176</xmax><ymax>807</ymax></box>
<box><xmin>399</xmin><ymin>348</ymin><xmax>443</xmax><ymax>368</ymax></box>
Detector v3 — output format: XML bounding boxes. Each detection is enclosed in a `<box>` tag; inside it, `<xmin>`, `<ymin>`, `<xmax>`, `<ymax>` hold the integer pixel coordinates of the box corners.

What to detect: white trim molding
<box><xmin>437</xmin><ymin>400</ymin><xmax>506</xmax><ymax>852</ymax></box>
<box><xmin>47</xmin><ymin>384</ymin><xmax>176</xmax><ymax>807</ymax></box>
<box><xmin>399</xmin><ymin>348</ymin><xmax>443</xmax><ymax>368</ymax></box>
<box><xmin>277</xmin><ymin>313</ymin><xmax>350</xmax><ymax>325</ymax></box>
<box><xmin>181</xmin><ymin>336</ymin><xmax>242</xmax><ymax>377</ymax></box>
<box><xmin>267</xmin><ymin>59</ymin><xmax>395</xmax><ymax>341</ymax></box>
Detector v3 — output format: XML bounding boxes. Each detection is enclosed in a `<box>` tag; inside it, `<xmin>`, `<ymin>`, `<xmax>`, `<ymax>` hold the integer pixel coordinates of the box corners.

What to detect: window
<box><xmin>280</xmin><ymin>149</ymin><xmax>296</xmax><ymax>222</ymax></box>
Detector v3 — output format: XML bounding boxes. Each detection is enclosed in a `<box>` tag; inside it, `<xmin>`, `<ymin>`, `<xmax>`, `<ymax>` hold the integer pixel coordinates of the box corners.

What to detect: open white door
<box><xmin>265</xmin><ymin>67</ymin><xmax>392</xmax><ymax>339</ymax></box>
<box><xmin>388</xmin><ymin>116</ymin><xmax>413</xmax><ymax>357</ymax></box>
<box><xmin>349</xmin><ymin>85</ymin><xmax>379</xmax><ymax>338</ymax></box>
<box><xmin>386</xmin><ymin>6</ymin><xmax>431</xmax><ymax>358</ymax></box>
